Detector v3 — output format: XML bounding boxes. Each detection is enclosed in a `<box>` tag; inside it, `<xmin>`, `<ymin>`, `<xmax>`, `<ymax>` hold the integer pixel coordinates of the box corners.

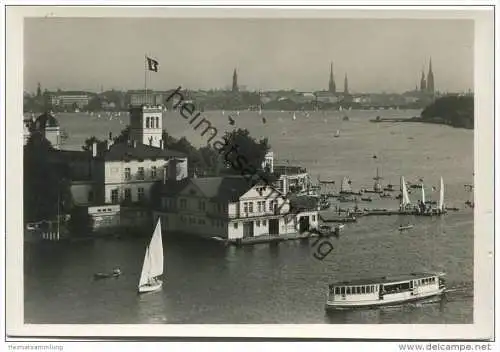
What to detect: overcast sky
<box><xmin>24</xmin><ymin>17</ymin><xmax>474</xmax><ymax>94</ymax></box>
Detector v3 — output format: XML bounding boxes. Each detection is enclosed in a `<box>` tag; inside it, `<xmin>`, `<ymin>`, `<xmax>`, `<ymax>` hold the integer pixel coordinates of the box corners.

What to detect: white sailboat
<box><xmin>438</xmin><ymin>176</ymin><xmax>445</xmax><ymax>212</ymax></box>
<box><xmin>334</xmin><ymin>130</ymin><xmax>340</xmax><ymax>138</ymax></box>
<box><xmin>400</xmin><ymin>176</ymin><xmax>411</xmax><ymax>209</ymax></box>
<box><xmin>421</xmin><ymin>183</ymin><xmax>426</xmax><ymax>204</ymax></box>
<box><xmin>340</xmin><ymin>176</ymin><xmax>352</xmax><ymax>193</ymax></box>
<box><xmin>292</xmin><ymin>112</ymin><xmax>297</xmax><ymax>120</ymax></box>
<box><xmin>138</xmin><ymin>219</ymin><xmax>164</xmax><ymax>294</ymax></box>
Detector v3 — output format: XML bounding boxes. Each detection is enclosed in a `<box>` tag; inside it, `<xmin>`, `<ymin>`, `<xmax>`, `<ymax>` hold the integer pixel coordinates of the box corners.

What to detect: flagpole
<box><xmin>144</xmin><ymin>54</ymin><xmax>148</xmax><ymax>106</ymax></box>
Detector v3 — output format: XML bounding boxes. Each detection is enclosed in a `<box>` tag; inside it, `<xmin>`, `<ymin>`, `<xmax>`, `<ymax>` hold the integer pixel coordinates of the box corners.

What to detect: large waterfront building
<box><xmin>46</xmin><ymin>104</ymin><xmax>188</xmax><ymax>230</ymax></box>
<box><xmin>126</xmin><ymin>90</ymin><xmax>172</xmax><ymax>107</ymax></box>
<box><xmin>50</xmin><ymin>94</ymin><xmax>90</xmax><ymax>108</ymax></box>
<box><xmin>154</xmin><ymin>176</ymin><xmax>319</xmax><ymax>240</ymax></box>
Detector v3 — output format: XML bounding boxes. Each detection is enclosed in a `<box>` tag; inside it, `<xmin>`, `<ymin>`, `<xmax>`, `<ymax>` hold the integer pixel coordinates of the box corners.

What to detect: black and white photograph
<box><xmin>4</xmin><ymin>4</ymin><xmax>495</xmax><ymax>342</ymax></box>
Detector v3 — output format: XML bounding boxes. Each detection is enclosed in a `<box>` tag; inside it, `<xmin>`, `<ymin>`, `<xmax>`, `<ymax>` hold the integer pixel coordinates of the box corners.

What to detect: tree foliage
<box><xmin>24</xmin><ymin>132</ymin><xmax>71</xmax><ymax>222</ymax></box>
<box><xmin>218</xmin><ymin>128</ymin><xmax>270</xmax><ymax>177</ymax></box>
<box><xmin>421</xmin><ymin>95</ymin><xmax>474</xmax><ymax>129</ymax></box>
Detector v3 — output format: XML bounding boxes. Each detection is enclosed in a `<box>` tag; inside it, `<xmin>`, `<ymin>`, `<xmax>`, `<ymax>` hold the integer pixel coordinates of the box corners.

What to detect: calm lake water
<box><xmin>24</xmin><ymin>109</ymin><xmax>474</xmax><ymax>324</ymax></box>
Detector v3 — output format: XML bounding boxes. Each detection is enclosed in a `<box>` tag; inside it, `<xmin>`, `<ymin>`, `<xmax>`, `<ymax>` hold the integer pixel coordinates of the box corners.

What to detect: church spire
<box><xmin>420</xmin><ymin>69</ymin><xmax>427</xmax><ymax>91</ymax></box>
<box><xmin>328</xmin><ymin>62</ymin><xmax>336</xmax><ymax>93</ymax></box>
<box><xmin>427</xmin><ymin>57</ymin><xmax>434</xmax><ymax>93</ymax></box>
<box><xmin>343</xmin><ymin>73</ymin><xmax>349</xmax><ymax>95</ymax></box>
<box><xmin>232</xmin><ymin>68</ymin><xmax>238</xmax><ymax>92</ymax></box>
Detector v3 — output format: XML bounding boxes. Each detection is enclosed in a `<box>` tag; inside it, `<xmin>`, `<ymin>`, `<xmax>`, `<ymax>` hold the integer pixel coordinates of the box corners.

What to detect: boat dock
<box><xmin>215</xmin><ymin>231</ymin><xmax>333</xmax><ymax>246</ymax></box>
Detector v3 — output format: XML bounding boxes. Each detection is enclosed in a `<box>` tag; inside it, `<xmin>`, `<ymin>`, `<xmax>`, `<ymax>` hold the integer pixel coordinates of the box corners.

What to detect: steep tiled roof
<box><xmin>189</xmin><ymin>176</ymin><xmax>251</xmax><ymax>202</ymax></box>
<box><xmin>160</xmin><ymin>179</ymin><xmax>190</xmax><ymax>197</ymax></box>
<box><xmin>48</xmin><ymin>149</ymin><xmax>92</xmax><ymax>162</ymax></box>
<box><xmin>102</xmin><ymin>142</ymin><xmax>186</xmax><ymax>161</ymax></box>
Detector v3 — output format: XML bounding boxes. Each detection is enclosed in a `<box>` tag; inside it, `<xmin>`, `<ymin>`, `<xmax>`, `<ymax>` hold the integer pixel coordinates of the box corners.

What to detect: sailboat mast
<box><xmin>57</xmin><ymin>185</ymin><xmax>60</xmax><ymax>236</ymax></box>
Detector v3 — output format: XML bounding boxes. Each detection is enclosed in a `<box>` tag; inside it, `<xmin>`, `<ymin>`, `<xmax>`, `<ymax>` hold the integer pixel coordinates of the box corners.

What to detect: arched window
<box><xmin>156</xmin><ymin>116</ymin><xmax>159</xmax><ymax>128</ymax></box>
<box><xmin>146</xmin><ymin>117</ymin><xmax>150</xmax><ymax>128</ymax></box>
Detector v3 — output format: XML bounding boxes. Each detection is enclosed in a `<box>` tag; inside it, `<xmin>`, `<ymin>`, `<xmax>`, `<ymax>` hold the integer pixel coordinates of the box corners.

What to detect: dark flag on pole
<box><xmin>146</xmin><ymin>57</ymin><xmax>159</xmax><ymax>72</ymax></box>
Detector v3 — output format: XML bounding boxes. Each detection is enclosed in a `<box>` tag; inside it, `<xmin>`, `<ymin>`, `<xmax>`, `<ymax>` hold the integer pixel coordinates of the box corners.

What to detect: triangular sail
<box><xmin>341</xmin><ymin>177</ymin><xmax>352</xmax><ymax>193</ymax></box>
<box><xmin>421</xmin><ymin>184</ymin><xmax>426</xmax><ymax>203</ymax></box>
<box><xmin>138</xmin><ymin>219</ymin><xmax>164</xmax><ymax>288</ymax></box>
<box><xmin>438</xmin><ymin>177</ymin><xmax>444</xmax><ymax>211</ymax></box>
<box><xmin>401</xmin><ymin>176</ymin><xmax>411</xmax><ymax>206</ymax></box>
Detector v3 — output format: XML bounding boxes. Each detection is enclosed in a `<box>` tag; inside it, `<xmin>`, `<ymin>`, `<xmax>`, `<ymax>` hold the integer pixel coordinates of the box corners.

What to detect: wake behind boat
<box><xmin>138</xmin><ymin>219</ymin><xmax>164</xmax><ymax>294</ymax></box>
<box><xmin>326</xmin><ymin>272</ymin><xmax>446</xmax><ymax>310</ymax></box>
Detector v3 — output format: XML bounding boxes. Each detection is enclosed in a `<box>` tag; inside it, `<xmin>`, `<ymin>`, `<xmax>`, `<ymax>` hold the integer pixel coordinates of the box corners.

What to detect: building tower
<box><xmin>344</xmin><ymin>73</ymin><xmax>349</xmax><ymax>95</ymax></box>
<box><xmin>129</xmin><ymin>105</ymin><xmax>163</xmax><ymax>148</ymax></box>
<box><xmin>232</xmin><ymin>68</ymin><xmax>239</xmax><ymax>92</ymax></box>
<box><xmin>420</xmin><ymin>70</ymin><xmax>427</xmax><ymax>92</ymax></box>
<box><xmin>427</xmin><ymin>58</ymin><xmax>435</xmax><ymax>94</ymax></box>
<box><xmin>329</xmin><ymin>62</ymin><xmax>336</xmax><ymax>94</ymax></box>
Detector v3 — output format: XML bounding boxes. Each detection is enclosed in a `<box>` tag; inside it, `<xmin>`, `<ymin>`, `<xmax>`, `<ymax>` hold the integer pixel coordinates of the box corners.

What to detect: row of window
<box><xmin>179</xmin><ymin>216</ymin><xmax>206</xmax><ymax>225</ymax></box>
<box><xmin>331</xmin><ymin>277</ymin><xmax>437</xmax><ymax>296</ymax></box>
<box><xmin>243</xmin><ymin>200</ymin><xmax>278</xmax><ymax>213</ymax></box>
<box><xmin>177</xmin><ymin>198</ymin><xmax>224</xmax><ymax>213</ymax></box>
<box><xmin>124</xmin><ymin>166</ymin><xmax>158</xmax><ymax>181</ymax></box>
<box><xmin>145</xmin><ymin>116</ymin><xmax>160</xmax><ymax>129</ymax></box>
<box><xmin>332</xmin><ymin>286</ymin><xmax>378</xmax><ymax>295</ymax></box>
<box><xmin>95</xmin><ymin>207</ymin><xmax>115</xmax><ymax>213</ymax></box>
<box><xmin>418</xmin><ymin>277</ymin><xmax>436</xmax><ymax>285</ymax></box>
<box><xmin>110</xmin><ymin>188</ymin><xmax>145</xmax><ymax>203</ymax></box>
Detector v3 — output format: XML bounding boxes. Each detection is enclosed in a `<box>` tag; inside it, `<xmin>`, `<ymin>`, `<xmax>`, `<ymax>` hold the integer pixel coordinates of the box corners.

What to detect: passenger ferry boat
<box><xmin>326</xmin><ymin>272</ymin><xmax>446</xmax><ymax>310</ymax></box>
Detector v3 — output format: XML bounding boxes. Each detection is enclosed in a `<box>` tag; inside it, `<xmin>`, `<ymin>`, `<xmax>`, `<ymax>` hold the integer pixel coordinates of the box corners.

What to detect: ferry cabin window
<box><xmin>341</xmin><ymin>287</ymin><xmax>345</xmax><ymax>295</ymax></box>
<box><xmin>361</xmin><ymin>287</ymin><xmax>365</xmax><ymax>294</ymax></box>
<box><xmin>346</xmin><ymin>287</ymin><xmax>351</xmax><ymax>294</ymax></box>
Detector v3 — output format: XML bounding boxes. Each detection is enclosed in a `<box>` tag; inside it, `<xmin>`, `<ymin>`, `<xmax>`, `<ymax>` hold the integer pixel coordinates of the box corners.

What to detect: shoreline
<box><xmin>369</xmin><ymin>116</ymin><xmax>473</xmax><ymax>129</ymax></box>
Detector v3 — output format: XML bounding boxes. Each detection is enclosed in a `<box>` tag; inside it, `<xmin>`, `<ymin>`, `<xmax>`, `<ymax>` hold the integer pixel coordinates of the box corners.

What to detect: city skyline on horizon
<box><xmin>24</xmin><ymin>17</ymin><xmax>474</xmax><ymax>94</ymax></box>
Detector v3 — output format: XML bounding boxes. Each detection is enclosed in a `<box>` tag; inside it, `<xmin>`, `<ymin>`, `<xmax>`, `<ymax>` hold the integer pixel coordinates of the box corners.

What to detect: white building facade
<box><xmin>154</xmin><ymin>176</ymin><xmax>319</xmax><ymax>240</ymax></box>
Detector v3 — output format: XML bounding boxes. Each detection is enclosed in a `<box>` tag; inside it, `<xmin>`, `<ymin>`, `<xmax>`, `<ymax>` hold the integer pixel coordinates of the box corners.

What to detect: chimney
<box><xmin>168</xmin><ymin>159</ymin><xmax>177</xmax><ymax>180</ymax></box>
<box><xmin>92</xmin><ymin>142</ymin><xmax>97</xmax><ymax>158</ymax></box>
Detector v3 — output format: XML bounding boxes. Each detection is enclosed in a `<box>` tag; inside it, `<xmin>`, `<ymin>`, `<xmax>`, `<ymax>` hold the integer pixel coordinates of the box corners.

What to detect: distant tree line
<box><xmin>420</xmin><ymin>95</ymin><xmax>474</xmax><ymax>129</ymax></box>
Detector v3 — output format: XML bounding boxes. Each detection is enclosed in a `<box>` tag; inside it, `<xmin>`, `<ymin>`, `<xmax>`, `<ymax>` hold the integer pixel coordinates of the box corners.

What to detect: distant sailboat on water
<box><xmin>138</xmin><ymin>219</ymin><xmax>164</xmax><ymax>294</ymax></box>
<box><xmin>438</xmin><ymin>176</ymin><xmax>445</xmax><ymax>213</ymax></box>
<box><xmin>421</xmin><ymin>183</ymin><xmax>426</xmax><ymax>204</ymax></box>
<box><xmin>292</xmin><ymin>112</ymin><xmax>297</xmax><ymax>120</ymax></box>
<box><xmin>334</xmin><ymin>130</ymin><xmax>340</xmax><ymax>138</ymax></box>
<box><xmin>400</xmin><ymin>176</ymin><xmax>411</xmax><ymax>211</ymax></box>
